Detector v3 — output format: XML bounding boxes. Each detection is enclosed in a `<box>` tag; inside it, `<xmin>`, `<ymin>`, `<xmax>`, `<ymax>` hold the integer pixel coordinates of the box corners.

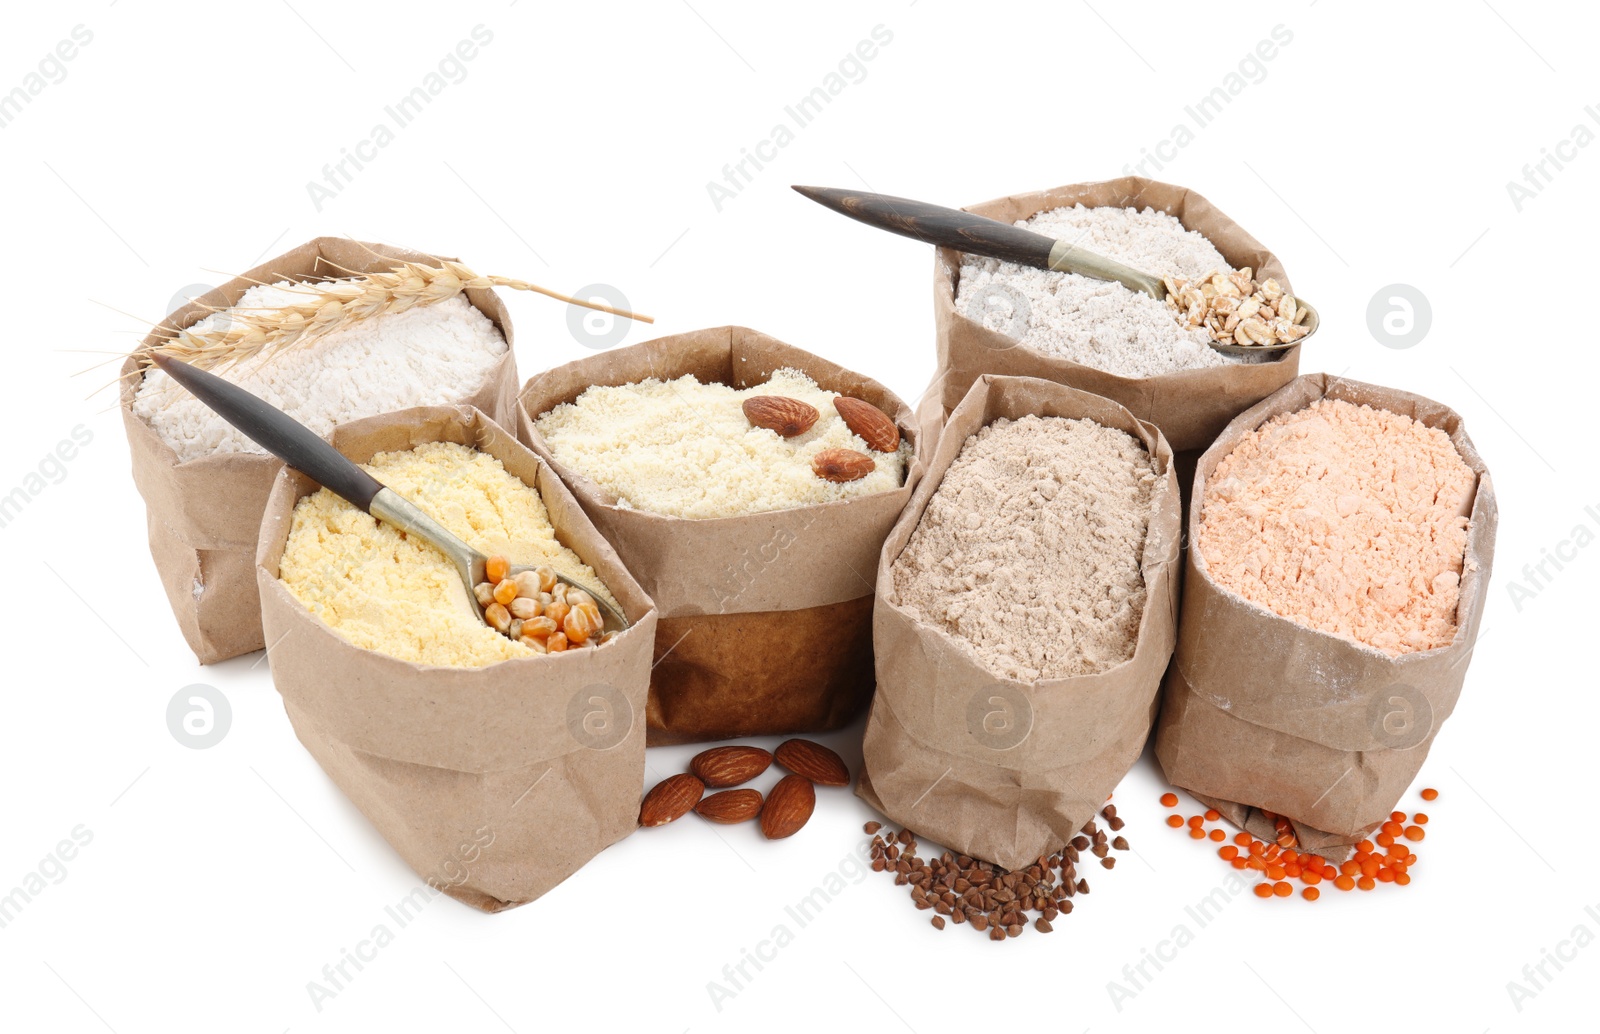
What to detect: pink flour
<box><xmin>1197</xmin><ymin>399</ymin><xmax>1476</xmax><ymax>655</ymax></box>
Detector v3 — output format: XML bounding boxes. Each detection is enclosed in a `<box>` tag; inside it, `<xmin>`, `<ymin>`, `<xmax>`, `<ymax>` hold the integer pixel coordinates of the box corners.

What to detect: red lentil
<box><xmin>1158</xmin><ymin>782</ymin><xmax>1441</xmax><ymax>902</ymax></box>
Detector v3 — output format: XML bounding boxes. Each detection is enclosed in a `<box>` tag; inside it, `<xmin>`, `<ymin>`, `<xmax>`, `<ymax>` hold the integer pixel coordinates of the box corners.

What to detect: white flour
<box><xmin>954</xmin><ymin>205</ymin><xmax>1249</xmax><ymax>378</ymax></box>
<box><xmin>134</xmin><ymin>283</ymin><xmax>506</xmax><ymax>462</ymax></box>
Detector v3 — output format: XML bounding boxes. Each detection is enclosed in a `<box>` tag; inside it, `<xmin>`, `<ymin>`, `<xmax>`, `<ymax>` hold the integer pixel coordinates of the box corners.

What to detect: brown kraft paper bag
<box><xmin>121</xmin><ymin>237</ymin><xmax>519</xmax><ymax>664</ymax></box>
<box><xmin>929</xmin><ymin>176</ymin><xmax>1302</xmax><ymax>452</ymax></box>
<box><xmin>1154</xmin><ymin>373</ymin><xmax>1498</xmax><ymax>854</ymax></box>
<box><xmin>256</xmin><ymin>405</ymin><xmax>658</xmax><ymax>913</ymax></box>
<box><xmin>518</xmin><ymin>326</ymin><xmax>924</xmax><ymax>746</ymax></box>
<box><xmin>858</xmin><ymin>375</ymin><xmax>1182</xmax><ymax>871</ymax></box>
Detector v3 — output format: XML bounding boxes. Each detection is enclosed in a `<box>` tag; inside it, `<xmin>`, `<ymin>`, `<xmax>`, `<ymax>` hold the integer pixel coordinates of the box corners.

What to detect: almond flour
<box><xmin>954</xmin><ymin>205</ymin><xmax>1251</xmax><ymax>377</ymax></box>
<box><xmin>891</xmin><ymin>415</ymin><xmax>1157</xmax><ymax>681</ymax></box>
<box><xmin>532</xmin><ymin>368</ymin><xmax>908</xmax><ymax>519</ymax></box>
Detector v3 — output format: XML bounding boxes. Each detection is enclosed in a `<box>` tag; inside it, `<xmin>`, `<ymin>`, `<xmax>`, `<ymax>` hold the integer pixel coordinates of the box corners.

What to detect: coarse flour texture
<box><xmin>1197</xmin><ymin>399</ymin><xmax>1476</xmax><ymax>656</ymax></box>
<box><xmin>533</xmin><ymin>368</ymin><xmax>908</xmax><ymax>519</ymax></box>
<box><xmin>135</xmin><ymin>283</ymin><xmax>506</xmax><ymax>462</ymax></box>
<box><xmin>891</xmin><ymin>415</ymin><xmax>1157</xmax><ymax>682</ymax></box>
<box><xmin>955</xmin><ymin>205</ymin><xmax>1247</xmax><ymax>377</ymax></box>
<box><xmin>279</xmin><ymin>442</ymin><xmax>612</xmax><ymax>668</ymax></box>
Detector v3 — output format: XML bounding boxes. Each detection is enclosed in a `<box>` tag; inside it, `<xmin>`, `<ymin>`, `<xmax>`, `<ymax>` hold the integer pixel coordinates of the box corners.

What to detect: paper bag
<box><xmin>121</xmin><ymin>238</ymin><xmax>519</xmax><ymax>663</ymax></box>
<box><xmin>518</xmin><ymin>326</ymin><xmax>924</xmax><ymax>745</ymax></box>
<box><xmin>858</xmin><ymin>374</ymin><xmax>1182</xmax><ymax>870</ymax></box>
<box><xmin>930</xmin><ymin>176</ymin><xmax>1302</xmax><ymax>451</ymax></box>
<box><xmin>256</xmin><ymin>405</ymin><xmax>658</xmax><ymax>912</ymax></box>
<box><xmin>1154</xmin><ymin>373</ymin><xmax>1497</xmax><ymax>850</ymax></box>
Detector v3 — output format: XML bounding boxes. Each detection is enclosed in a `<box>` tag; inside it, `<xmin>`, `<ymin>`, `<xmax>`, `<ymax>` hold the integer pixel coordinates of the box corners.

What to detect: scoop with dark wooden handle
<box><xmin>792</xmin><ymin>185</ymin><xmax>1165</xmax><ymax>297</ymax></box>
<box><xmin>146</xmin><ymin>353</ymin><xmax>628</xmax><ymax>634</ymax></box>
<box><xmin>791</xmin><ymin>185</ymin><xmax>1316</xmax><ymax>355</ymax></box>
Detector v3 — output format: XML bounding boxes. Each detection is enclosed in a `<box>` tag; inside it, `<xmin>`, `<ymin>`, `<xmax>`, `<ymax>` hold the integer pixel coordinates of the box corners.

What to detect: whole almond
<box><xmin>743</xmin><ymin>395</ymin><xmax>819</xmax><ymax>437</ymax></box>
<box><xmin>760</xmin><ymin>774</ymin><xmax>816</xmax><ymax>839</ymax></box>
<box><xmin>811</xmin><ymin>448</ymin><xmax>876</xmax><ymax>483</ymax></box>
<box><xmin>832</xmin><ymin>396</ymin><xmax>900</xmax><ymax>453</ymax></box>
<box><xmin>774</xmin><ymin>738</ymin><xmax>850</xmax><ymax>787</ymax></box>
<box><xmin>639</xmin><ymin>773</ymin><xmax>704</xmax><ymax>827</ymax></box>
<box><xmin>695</xmin><ymin>788</ymin><xmax>764</xmax><ymax>824</ymax></box>
<box><xmin>689</xmin><ymin>745</ymin><xmax>773</xmax><ymax>788</ymax></box>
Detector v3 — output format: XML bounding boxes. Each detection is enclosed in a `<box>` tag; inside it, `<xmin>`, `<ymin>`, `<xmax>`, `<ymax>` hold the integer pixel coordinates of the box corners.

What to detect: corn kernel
<box><xmin>513</xmin><ymin>570</ymin><xmax>542</xmax><ymax>598</ymax></box>
<box><xmin>521</xmin><ymin>616</ymin><xmax>558</xmax><ymax>637</ymax></box>
<box><xmin>485</xmin><ymin>555</ymin><xmax>511</xmax><ymax>584</ymax></box>
<box><xmin>564</xmin><ymin>602</ymin><xmax>602</xmax><ymax>644</ymax></box>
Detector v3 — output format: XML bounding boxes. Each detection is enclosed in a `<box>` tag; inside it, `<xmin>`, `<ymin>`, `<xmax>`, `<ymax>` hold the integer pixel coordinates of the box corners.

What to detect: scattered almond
<box><xmin>832</xmin><ymin>396</ymin><xmax>900</xmax><ymax>453</ymax></box>
<box><xmin>695</xmin><ymin>788</ymin><xmax>764</xmax><ymax>824</ymax></box>
<box><xmin>639</xmin><ymin>773</ymin><xmax>704</xmax><ymax>827</ymax></box>
<box><xmin>689</xmin><ymin>745</ymin><xmax>773</xmax><ymax>788</ymax></box>
<box><xmin>811</xmin><ymin>448</ymin><xmax>876</xmax><ymax>483</ymax></box>
<box><xmin>743</xmin><ymin>395</ymin><xmax>819</xmax><ymax>437</ymax></box>
<box><xmin>774</xmin><ymin>738</ymin><xmax>851</xmax><ymax>786</ymax></box>
<box><xmin>760</xmin><ymin>774</ymin><xmax>817</xmax><ymax>839</ymax></box>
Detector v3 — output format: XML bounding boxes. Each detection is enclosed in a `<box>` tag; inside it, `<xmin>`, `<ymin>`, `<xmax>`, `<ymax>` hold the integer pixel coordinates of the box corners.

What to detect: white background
<box><xmin>2</xmin><ymin>1</ymin><xmax>1595</xmax><ymax>1031</ymax></box>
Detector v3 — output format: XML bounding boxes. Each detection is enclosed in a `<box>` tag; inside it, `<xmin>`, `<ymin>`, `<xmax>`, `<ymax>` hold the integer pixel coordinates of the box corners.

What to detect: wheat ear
<box><xmin>140</xmin><ymin>260</ymin><xmax>652</xmax><ymax>373</ymax></box>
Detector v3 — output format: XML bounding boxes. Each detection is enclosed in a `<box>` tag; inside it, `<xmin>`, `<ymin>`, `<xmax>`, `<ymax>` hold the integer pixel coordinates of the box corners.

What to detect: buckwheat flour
<box><xmin>890</xmin><ymin>415</ymin><xmax>1157</xmax><ymax>681</ymax></box>
<box><xmin>1197</xmin><ymin>398</ymin><xmax>1476</xmax><ymax>655</ymax></box>
<box><xmin>135</xmin><ymin>284</ymin><xmax>506</xmax><ymax>462</ymax></box>
<box><xmin>954</xmin><ymin>205</ymin><xmax>1247</xmax><ymax>377</ymax></box>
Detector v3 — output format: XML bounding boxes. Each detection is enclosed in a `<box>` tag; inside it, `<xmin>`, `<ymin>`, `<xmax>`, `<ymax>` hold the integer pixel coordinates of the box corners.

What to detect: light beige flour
<box><xmin>891</xmin><ymin>415</ymin><xmax>1157</xmax><ymax>681</ymax></box>
<box><xmin>1197</xmin><ymin>398</ymin><xmax>1475</xmax><ymax>655</ymax></box>
<box><xmin>533</xmin><ymin>368</ymin><xmax>908</xmax><ymax>519</ymax></box>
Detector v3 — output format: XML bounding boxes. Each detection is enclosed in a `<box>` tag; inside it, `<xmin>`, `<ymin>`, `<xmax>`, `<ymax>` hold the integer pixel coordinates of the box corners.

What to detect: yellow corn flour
<box><xmin>278</xmin><ymin>441</ymin><xmax>613</xmax><ymax>667</ymax></box>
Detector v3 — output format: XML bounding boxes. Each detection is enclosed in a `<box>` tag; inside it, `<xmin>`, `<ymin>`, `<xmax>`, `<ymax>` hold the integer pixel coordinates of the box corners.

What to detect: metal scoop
<box><xmin>792</xmin><ymin>185</ymin><xmax>1318</xmax><ymax>356</ymax></box>
<box><xmin>148</xmin><ymin>353</ymin><xmax>628</xmax><ymax>636</ymax></box>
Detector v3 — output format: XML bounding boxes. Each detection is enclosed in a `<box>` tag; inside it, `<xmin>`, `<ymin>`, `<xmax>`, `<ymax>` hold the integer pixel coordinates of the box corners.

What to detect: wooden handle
<box><xmin>792</xmin><ymin>185</ymin><xmax>1056</xmax><ymax>267</ymax></box>
<box><xmin>147</xmin><ymin>354</ymin><xmax>385</xmax><ymax>512</ymax></box>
